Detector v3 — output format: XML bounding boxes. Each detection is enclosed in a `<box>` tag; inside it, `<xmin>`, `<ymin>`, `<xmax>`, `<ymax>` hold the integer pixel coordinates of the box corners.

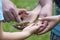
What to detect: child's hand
<box><xmin>39</xmin><ymin>15</ymin><xmax>60</xmax><ymax>22</ymax></box>
<box><xmin>23</xmin><ymin>23</ymin><xmax>42</xmax><ymax>34</ymax></box>
<box><xmin>37</xmin><ymin>15</ymin><xmax>60</xmax><ymax>34</ymax></box>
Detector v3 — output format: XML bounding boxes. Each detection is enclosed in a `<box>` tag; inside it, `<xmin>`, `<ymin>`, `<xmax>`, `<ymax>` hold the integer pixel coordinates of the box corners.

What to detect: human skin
<box><xmin>12</xmin><ymin>0</ymin><xmax>53</xmax><ymax>32</ymax></box>
<box><xmin>38</xmin><ymin>15</ymin><xmax>60</xmax><ymax>34</ymax></box>
<box><xmin>2</xmin><ymin>0</ymin><xmax>28</xmax><ymax>23</ymax></box>
<box><xmin>36</xmin><ymin>0</ymin><xmax>53</xmax><ymax>34</ymax></box>
<box><xmin>0</xmin><ymin>22</ymin><xmax>42</xmax><ymax>40</ymax></box>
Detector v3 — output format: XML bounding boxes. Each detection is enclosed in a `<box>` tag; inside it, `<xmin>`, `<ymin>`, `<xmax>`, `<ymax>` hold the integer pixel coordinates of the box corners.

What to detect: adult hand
<box><xmin>3</xmin><ymin>8</ymin><xmax>28</xmax><ymax>22</ymax></box>
<box><xmin>37</xmin><ymin>15</ymin><xmax>60</xmax><ymax>34</ymax></box>
<box><xmin>36</xmin><ymin>4</ymin><xmax>52</xmax><ymax>34</ymax></box>
<box><xmin>2</xmin><ymin>0</ymin><xmax>18</xmax><ymax>22</ymax></box>
<box><xmin>13</xmin><ymin>10</ymin><xmax>40</xmax><ymax>30</ymax></box>
<box><xmin>2</xmin><ymin>0</ymin><xmax>28</xmax><ymax>22</ymax></box>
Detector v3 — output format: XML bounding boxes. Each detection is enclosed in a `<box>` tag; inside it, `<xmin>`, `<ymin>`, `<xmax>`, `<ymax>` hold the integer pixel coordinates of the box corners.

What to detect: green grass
<box><xmin>3</xmin><ymin>0</ymin><xmax>50</xmax><ymax>40</ymax></box>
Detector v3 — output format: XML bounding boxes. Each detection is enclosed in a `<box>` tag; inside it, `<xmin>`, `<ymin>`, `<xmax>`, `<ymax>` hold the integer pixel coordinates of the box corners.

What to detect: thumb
<box><xmin>38</xmin><ymin>17</ymin><xmax>50</xmax><ymax>21</ymax></box>
<box><xmin>39</xmin><ymin>16</ymin><xmax>58</xmax><ymax>21</ymax></box>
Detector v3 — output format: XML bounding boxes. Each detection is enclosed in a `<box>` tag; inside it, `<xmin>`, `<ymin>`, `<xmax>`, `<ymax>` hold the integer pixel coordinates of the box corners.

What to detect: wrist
<box><xmin>22</xmin><ymin>31</ymin><xmax>32</xmax><ymax>38</ymax></box>
<box><xmin>22</xmin><ymin>30</ymin><xmax>32</xmax><ymax>35</ymax></box>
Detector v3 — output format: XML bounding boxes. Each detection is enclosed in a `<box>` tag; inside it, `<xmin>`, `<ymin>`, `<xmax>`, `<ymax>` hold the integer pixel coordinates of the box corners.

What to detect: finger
<box><xmin>42</xmin><ymin>21</ymin><xmax>48</xmax><ymax>27</ymax></box>
<box><xmin>18</xmin><ymin>10</ymin><xmax>29</xmax><ymax>22</ymax></box>
<box><xmin>18</xmin><ymin>9</ymin><xmax>28</xmax><ymax>15</ymax></box>
<box><xmin>39</xmin><ymin>17</ymin><xmax>51</xmax><ymax>21</ymax></box>
<box><xmin>10</xmin><ymin>8</ymin><xmax>21</xmax><ymax>22</ymax></box>
<box><xmin>9</xmin><ymin>8</ymin><xmax>18</xmax><ymax>17</ymax></box>
<box><xmin>37</xmin><ymin>21</ymin><xmax>57</xmax><ymax>35</ymax></box>
<box><xmin>36</xmin><ymin>21</ymin><xmax>48</xmax><ymax>34</ymax></box>
<box><xmin>28</xmin><ymin>23</ymin><xmax>43</xmax><ymax>33</ymax></box>
<box><xmin>34</xmin><ymin>21</ymin><xmax>44</xmax><ymax>33</ymax></box>
<box><xmin>39</xmin><ymin>16</ymin><xmax>58</xmax><ymax>21</ymax></box>
<box><xmin>6</xmin><ymin>10</ymin><xmax>15</xmax><ymax>21</ymax></box>
<box><xmin>23</xmin><ymin>23</ymin><xmax>35</xmax><ymax>31</ymax></box>
<box><xmin>3</xmin><ymin>11</ymin><xmax>11</xmax><ymax>22</ymax></box>
<box><xmin>33</xmin><ymin>21</ymin><xmax>47</xmax><ymax>33</ymax></box>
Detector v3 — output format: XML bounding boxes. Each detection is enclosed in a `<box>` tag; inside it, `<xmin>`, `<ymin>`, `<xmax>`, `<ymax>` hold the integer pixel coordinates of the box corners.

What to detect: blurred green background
<box><xmin>3</xmin><ymin>0</ymin><xmax>50</xmax><ymax>40</ymax></box>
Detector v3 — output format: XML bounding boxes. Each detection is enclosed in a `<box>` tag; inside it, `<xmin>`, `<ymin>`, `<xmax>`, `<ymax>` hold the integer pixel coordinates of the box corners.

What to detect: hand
<box><xmin>17</xmin><ymin>9</ymin><xmax>29</xmax><ymax>22</ymax></box>
<box><xmin>13</xmin><ymin>9</ymin><xmax>40</xmax><ymax>30</ymax></box>
<box><xmin>3</xmin><ymin>8</ymin><xmax>29</xmax><ymax>22</ymax></box>
<box><xmin>2</xmin><ymin>0</ymin><xmax>18</xmax><ymax>22</ymax></box>
<box><xmin>20</xmin><ymin>4</ymin><xmax>41</xmax><ymax>23</ymax></box>
<box><xmin>3</xmin><ymin>8</ymin><xmax>16</xmax><ymax>22</ymax></box>
<box><xmin>23</xmin><ymin>22</ymin><xmax>42</xmax><ymax>34</ymax></box>
<box><xmin>18</xmin><ymin>10</ymin><xmax>39</xmax><ymax>23</ymax></box>
<box><xmin>2</xmin><ymin>0</ymin><xmax>28</xmax><ymax>22</ymax></box>
<box><xmin>37</xmin><ymin>15</ymin><xmax>60</xmax><ymax>34</ymax></box>
<box><xmin>36</xmin><ymin>5</ymin><xmax>52</xmax><ymax>34</ymax></box>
